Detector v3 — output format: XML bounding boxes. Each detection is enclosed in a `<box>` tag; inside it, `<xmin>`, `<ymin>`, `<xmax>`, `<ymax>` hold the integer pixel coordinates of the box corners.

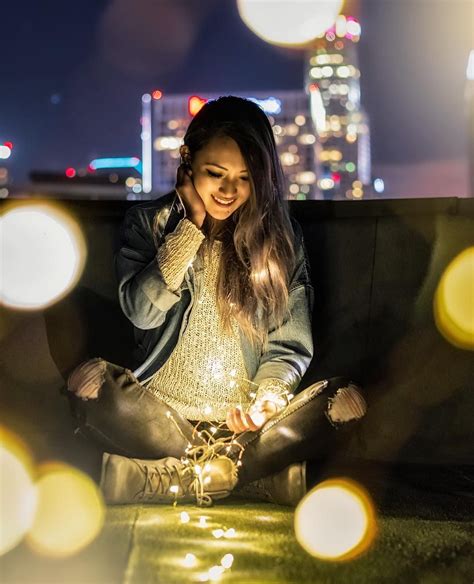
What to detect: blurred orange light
<box><xmin>152</xmin><ymin>90</ymin><xmax>163</xmax><ymax>100</ymax></box>
<box><xmin>189</xmin><ymin>96</ymin><xmax>207</xmax><ymax>117</ymax></box>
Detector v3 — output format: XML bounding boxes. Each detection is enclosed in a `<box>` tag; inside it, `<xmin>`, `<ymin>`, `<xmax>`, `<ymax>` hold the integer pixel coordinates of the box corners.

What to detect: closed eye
<box><xmin>206</xmin><ymin>169</ymin><xmax>249</xmax><ymax>181</ymax></box>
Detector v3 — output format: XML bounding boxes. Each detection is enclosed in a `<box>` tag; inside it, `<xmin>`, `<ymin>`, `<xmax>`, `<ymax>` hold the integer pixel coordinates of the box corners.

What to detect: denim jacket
<box><xmin>115</xmin><ymin>191</ymin><xmax>314</xmax><ymax>392</ymax></box>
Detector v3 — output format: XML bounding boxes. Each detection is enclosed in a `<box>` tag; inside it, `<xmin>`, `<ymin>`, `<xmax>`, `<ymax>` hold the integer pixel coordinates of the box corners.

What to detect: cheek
<box><xmin>193</xmin><ymin>175</ymin><xmax>214</xmax><ymax>195</ymax></box>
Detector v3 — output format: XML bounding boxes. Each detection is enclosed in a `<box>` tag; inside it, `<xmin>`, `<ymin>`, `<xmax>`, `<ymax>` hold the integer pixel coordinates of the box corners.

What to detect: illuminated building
<box><xmin>142</xmin><ymin>91</ymin><xmax>319</xmax><ymax>199</ymax></box>
<box><xmin>141</xmin><ymin>15</ymin><xmax>372</xmax><ymax>201</ymax></box>
<box><xmin>305</xmin><ymin>14</ymin><xmax>372</xmax><ymax>199</ymax></box>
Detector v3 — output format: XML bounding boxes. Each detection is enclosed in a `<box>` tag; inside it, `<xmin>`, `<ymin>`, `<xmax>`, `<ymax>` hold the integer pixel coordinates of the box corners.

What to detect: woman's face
<box><xmin>190</xmin><ymin>136</ymin><xmax>252</xmax><ymax>220</ymax></box>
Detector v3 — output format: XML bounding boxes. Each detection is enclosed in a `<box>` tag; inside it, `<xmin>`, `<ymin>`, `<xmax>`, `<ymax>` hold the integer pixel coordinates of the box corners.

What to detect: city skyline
<box><xmin>1</xmin><ymin>0</ymin><xmax>473</xmax><ymax>197</ymax></box>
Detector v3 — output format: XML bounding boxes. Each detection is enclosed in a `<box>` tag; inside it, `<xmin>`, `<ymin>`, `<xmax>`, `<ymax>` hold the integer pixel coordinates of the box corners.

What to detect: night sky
<box><xmin>2</xmin><ymin>0</ymin><xmax>473</xmax><ymax>187</ymax></box>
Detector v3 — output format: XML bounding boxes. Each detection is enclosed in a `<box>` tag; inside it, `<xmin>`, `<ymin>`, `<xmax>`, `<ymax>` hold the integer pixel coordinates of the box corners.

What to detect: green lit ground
<box><xmin>2</xmin><ymin>466</ymin><xmax>474</xmax><ymax>584</ymax></box>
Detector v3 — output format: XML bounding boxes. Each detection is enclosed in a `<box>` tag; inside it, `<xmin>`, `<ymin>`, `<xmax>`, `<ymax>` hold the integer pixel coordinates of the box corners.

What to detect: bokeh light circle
<box><xmin>0</xmin><ymin>203</ymin><xmax>86</xmax><ymax>310</ymax></box>
<box><xmin>294</xmin><ymin>478</ymin><xmax>377</xmax><ymax>561</ymax></box>
<box><xmin>434</xmin><ymin>247</ymin><xmax>474</xmax><ymax>350</ymax></box>
<box><xmin>0</xmin><ymin>427</ymin><xmax>38</xmax><ymax>556</ymax></box>
<box><xmin>237</xmin><ymin>0</ymin><xmax>344</xmax><ymax>47</ymax></box>
<box><xmin>26</xmin><ymin>463</ymin><xmax>105</xmax><ymax>557</ymax></box>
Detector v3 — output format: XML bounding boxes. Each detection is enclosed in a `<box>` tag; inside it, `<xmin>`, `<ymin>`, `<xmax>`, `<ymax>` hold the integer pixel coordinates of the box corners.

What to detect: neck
<box><xmin>202</xmin><ymin>215</ymin><xmax>230</xmax><ymax>241</ymax></box>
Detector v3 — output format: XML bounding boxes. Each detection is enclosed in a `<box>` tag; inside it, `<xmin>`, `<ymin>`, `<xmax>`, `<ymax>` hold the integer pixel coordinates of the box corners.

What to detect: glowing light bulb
<box><xmin>183</xmin><ymin>552</ymin><xmax>197</xmax><ymax>567</ymax></box>
<box><xmin>212</xmin><ymin>529</ymin><xmax>225</xmax><ymax>539</ymax></box>
<box><xmin>434</xmin><ymin>247</ymin><xmax>474</xmax><ymax>349</ymax></box>
<box><xmin>294</xmin><ymin>478</ymin><xmax>377</xmax><ymax>561</ymax></box>
<box><xmin>27</xmin><ymin>463</ymin><xmax>105</xmax><ymax>558</ymax></box>
<box><xmin>224</xmin><ymin>528</ymin><xmax>236</xmax><ymax>538</ymax></box>
<box><xmin>0</xmin><ymin>430</ymin><xmax>37</xmax><ymax>556</ymax></box>
<box><xmin>208</xmin><ymin>565</ymin><xmax>225</xmax><ymax>580</ymax></box>
<box><xmin>0</xmin><ymin>204</ymin><xmax>86</xmax><ymax>310</ymax></box>
<box><xmin>237</xmin><ymin>0</ymin><xmax>344</xmax><ymax>46</ymax></box>
<box><xmin>221</xmin><ymin>553</ymin><xmax>234</xmax><ymax>569</ymax></box>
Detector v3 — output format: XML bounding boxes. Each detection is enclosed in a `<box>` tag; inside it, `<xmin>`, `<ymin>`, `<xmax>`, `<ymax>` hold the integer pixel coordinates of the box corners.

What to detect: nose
<box><xmin>218</xmin><ymin>178</ymin><xmax>238</xmax><ymax>196</ymax></box>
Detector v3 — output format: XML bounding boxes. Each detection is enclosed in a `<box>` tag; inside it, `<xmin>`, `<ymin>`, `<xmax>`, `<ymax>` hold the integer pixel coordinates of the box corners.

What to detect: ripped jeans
<box><xmin>67</xmin><ymin>360</ymin><xmax>367</xmax><ymax>487</ymax></box>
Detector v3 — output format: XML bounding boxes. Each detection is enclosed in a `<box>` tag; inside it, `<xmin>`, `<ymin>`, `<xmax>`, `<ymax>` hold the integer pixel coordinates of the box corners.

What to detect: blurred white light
<box><xmin>281</xmin><ymin>152</ymin><xmax>299</xmax><ymax>166</ymax></box>
<box><xmin>0</xmin><ymin>432</ymin><xmax>37</xmax><ymax>556</ymax></box>
<box><xmin>0</xmin><ymin>146</ymin><xmax>12</xmax><ymax>160</ymax></box>
<box><xmin>374</xmin><ymin>178</ymin><xmax>385</xmax><ymax>193</ymax></box>
<box><xmin>319</xmin><ymin>178</ymin><xmax>335</xmax><ymax>190</ymax></box>
<box><xmin>297</xmin><ymin>171</ymin><xmax>317</xmax><ymax>184</ymax></box>
<box><xmin>154</xmin><ymin>136</ymin><xmax>182</xmax><ymax>151</ymax></box>
<box><xmin>298</xmin><ymin>133</ymin><xmax>316</xmax><ymax>145</ymax></box>
<box><xmin>346</xmin><ymin>19</ymin><xmax>361</xmax><ymax>37</ymax></box>
<box><xmin>237</xmin><ymin>0</ymin><xmax>344</xmax><ymax>47</ymax></box>
<box><xmin>295</xmin><ymin>478</ymin><xmax>377</xmax><ymax>561</ymax></box>
<box><xmin>0</xmin><ymin>204</ymin><xmax>86</xmax><ymax>310</ymax></box>
<box><xmin>183</xmin><ymin>552</ymin><xmax>197</xmax><ymax>567</ymax></box>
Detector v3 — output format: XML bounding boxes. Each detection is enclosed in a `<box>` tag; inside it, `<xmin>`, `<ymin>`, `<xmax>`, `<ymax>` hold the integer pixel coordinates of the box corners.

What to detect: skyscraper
<box><xmin>142</xmin><ymin>90</ymin><xmax>320</xmax><ymax>199</ymax></box>
<box><xmin>305</xmin><ymin>14</ymin><xmax>371</xmax><ymax>199</ymax></box>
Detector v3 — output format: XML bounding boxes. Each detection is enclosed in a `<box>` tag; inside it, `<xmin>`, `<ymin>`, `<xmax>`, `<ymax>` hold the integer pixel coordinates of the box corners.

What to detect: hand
<box><xmin>226</xmin><ymin>401</ymin><xmax>279</xmax><ymax>434</ymax></box>
<box><xmin>175</xmin><ymin>163</ymin><xmax>206</xmax><ymax>229</ymax></box>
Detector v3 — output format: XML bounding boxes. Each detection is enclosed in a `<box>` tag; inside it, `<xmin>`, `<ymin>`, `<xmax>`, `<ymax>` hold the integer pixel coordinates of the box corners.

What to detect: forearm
<box><xmin>157</xmin><ymin>218</ymin><xmax>205</xmax><ymax>291</ymax></box>
<box><xmin>116</xmin><ymin>207</ymin><xmax>203</xmax><ymax>330</ymax></box>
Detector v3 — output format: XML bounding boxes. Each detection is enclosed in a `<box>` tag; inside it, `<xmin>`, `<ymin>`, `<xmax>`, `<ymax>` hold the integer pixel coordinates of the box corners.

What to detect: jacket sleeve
<box><xmin>252</xmin><ymin>222</ymin><xmax>314</xmax><ymax>395</ymax></box>
<box><xmin>115</xmin><ymin>206</ymin><xmax>202</xmax><ymax>330</ymax></box>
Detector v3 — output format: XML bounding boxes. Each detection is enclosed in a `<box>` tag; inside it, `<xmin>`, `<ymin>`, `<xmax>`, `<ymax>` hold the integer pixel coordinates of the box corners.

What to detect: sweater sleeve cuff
<box><xmin>254</xmin><ymin>378</ymin><xmax>293</xmax><ymax>412</ymax></box>
<box><xmin>157</xmin><ymin>218</ymin><xmax>205</xmax><ymax>291</ymax></box>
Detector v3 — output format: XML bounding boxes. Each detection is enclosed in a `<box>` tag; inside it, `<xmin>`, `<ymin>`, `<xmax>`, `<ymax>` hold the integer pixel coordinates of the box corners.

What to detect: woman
<box><xmin>68</xmin><ymin>96</ymin><xmax>366</xmax><ymax>506</ymax></box>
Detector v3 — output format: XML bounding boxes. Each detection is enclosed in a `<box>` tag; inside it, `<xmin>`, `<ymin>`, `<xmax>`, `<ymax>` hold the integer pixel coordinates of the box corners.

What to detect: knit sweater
<box><xmin>145</xmin><ymin>218</ymin><xmax>291</xmax><ymax>422</ymax></box>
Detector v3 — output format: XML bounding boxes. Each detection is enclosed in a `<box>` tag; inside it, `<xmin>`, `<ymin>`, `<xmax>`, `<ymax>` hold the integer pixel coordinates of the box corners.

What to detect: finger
<box><xmin>231</xmin><ymin>408</ymin><xmax>246</xmax><ymax>433</ymax></box>
<box><xmin>77</xmin><ymin>385</ymin><xmax>99</xmax><ymax>400</ymax></box>
<box><xmin>228</xmin><ymin>409</ymin><xmax>246</xmax><ymax>434</ymax></box>
<box><xmin>243</xmin><ymin>412</ymin><xmax>260</xmax><ymax>432</ymax></box>
<box><xmin>235</xmin><ymin>408</ymin><xmax>251</xmax><ymax>432</ymax></box>
<box><xmin>226</xmin><ymin>410</ymin><xmax>236</xmax><ymax>433</ymax></box>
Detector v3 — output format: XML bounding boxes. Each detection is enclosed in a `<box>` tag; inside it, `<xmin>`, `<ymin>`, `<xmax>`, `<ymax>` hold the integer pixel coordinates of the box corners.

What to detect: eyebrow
<box><xmin>204</xmin><ymin>162</ymin><xmax>248</xmax><ymax>173</ymax></box>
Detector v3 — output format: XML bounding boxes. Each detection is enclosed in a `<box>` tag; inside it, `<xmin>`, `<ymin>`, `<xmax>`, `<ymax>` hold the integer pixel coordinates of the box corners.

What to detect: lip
<box><xmin>212</xmin><ymin>194</ymin><xmax>236</xmax><ymax>206</ymax></box>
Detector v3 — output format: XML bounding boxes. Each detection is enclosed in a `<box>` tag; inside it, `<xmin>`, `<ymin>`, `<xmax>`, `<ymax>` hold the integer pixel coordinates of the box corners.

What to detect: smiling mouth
<box><xmin>212</xmin><ymin>195</ymin><xmax>236</xmax><ymax>206</ymax></box>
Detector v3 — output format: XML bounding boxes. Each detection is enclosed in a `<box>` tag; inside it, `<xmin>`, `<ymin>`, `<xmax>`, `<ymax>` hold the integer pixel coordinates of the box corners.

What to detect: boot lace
<box><xmin>135</xmin><ymin>460</ymin><xmax>214</xmax><ymax>507</ymax></box>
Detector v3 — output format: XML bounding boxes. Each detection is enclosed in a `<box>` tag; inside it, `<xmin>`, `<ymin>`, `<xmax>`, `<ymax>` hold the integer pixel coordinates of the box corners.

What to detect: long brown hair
<box><xmin>183</xmin><ymin>96</ymin><xmax>296</xmax><ymax>349</ymax></box>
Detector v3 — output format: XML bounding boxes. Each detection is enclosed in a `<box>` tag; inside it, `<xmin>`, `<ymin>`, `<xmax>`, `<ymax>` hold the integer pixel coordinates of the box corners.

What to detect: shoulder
<box><xmin>125</xmin><ymin>190</ymin><xmax>176</xmax><ymax>222</ymax></box>
<box><xmin>289</xmin><ymin>216</ymin><xmax>305</xmax><ymax>249</ymax></box>
<box><xmin>123</xmin><ymin>191</ymin><xmax>183</xmax><ymax>236</ymax></box>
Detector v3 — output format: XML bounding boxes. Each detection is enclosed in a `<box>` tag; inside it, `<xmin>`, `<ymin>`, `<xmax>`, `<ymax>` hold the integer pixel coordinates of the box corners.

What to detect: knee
<box><xmin>327</xmin><ymin>382</ymin><xmax>367</xmax><ymax>425</ymax></box>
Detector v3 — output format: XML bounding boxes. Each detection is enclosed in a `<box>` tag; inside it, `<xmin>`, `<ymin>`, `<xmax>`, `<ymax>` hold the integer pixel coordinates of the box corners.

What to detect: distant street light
<box><xmin>237</xmin><ymin>0</ymin><xmax>344</xmax><ymax>47</ymax></box>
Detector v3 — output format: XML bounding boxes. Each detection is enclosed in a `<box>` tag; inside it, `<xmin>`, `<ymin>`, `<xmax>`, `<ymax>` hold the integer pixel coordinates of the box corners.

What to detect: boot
<box><xmin>232</xmin><ymin>462</ymin><xmax>307</xmax><ymax>506</ymax></box>
<box><xmin>100</xmin><ymin>452</ymin><xmax>238</xmax><ymax>506</ymax></box>
<box><xmin>234</xmin><ymin>377</ymin><xmax>366</xmax><ymax>487</ymax></box>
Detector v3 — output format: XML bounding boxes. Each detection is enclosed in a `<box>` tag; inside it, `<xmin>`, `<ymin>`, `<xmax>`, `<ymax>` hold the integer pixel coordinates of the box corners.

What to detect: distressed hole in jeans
<box><xmin>326</xmin><ymin>384</ymin><xmax>367</xmax><ymax>426</ymax></box>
